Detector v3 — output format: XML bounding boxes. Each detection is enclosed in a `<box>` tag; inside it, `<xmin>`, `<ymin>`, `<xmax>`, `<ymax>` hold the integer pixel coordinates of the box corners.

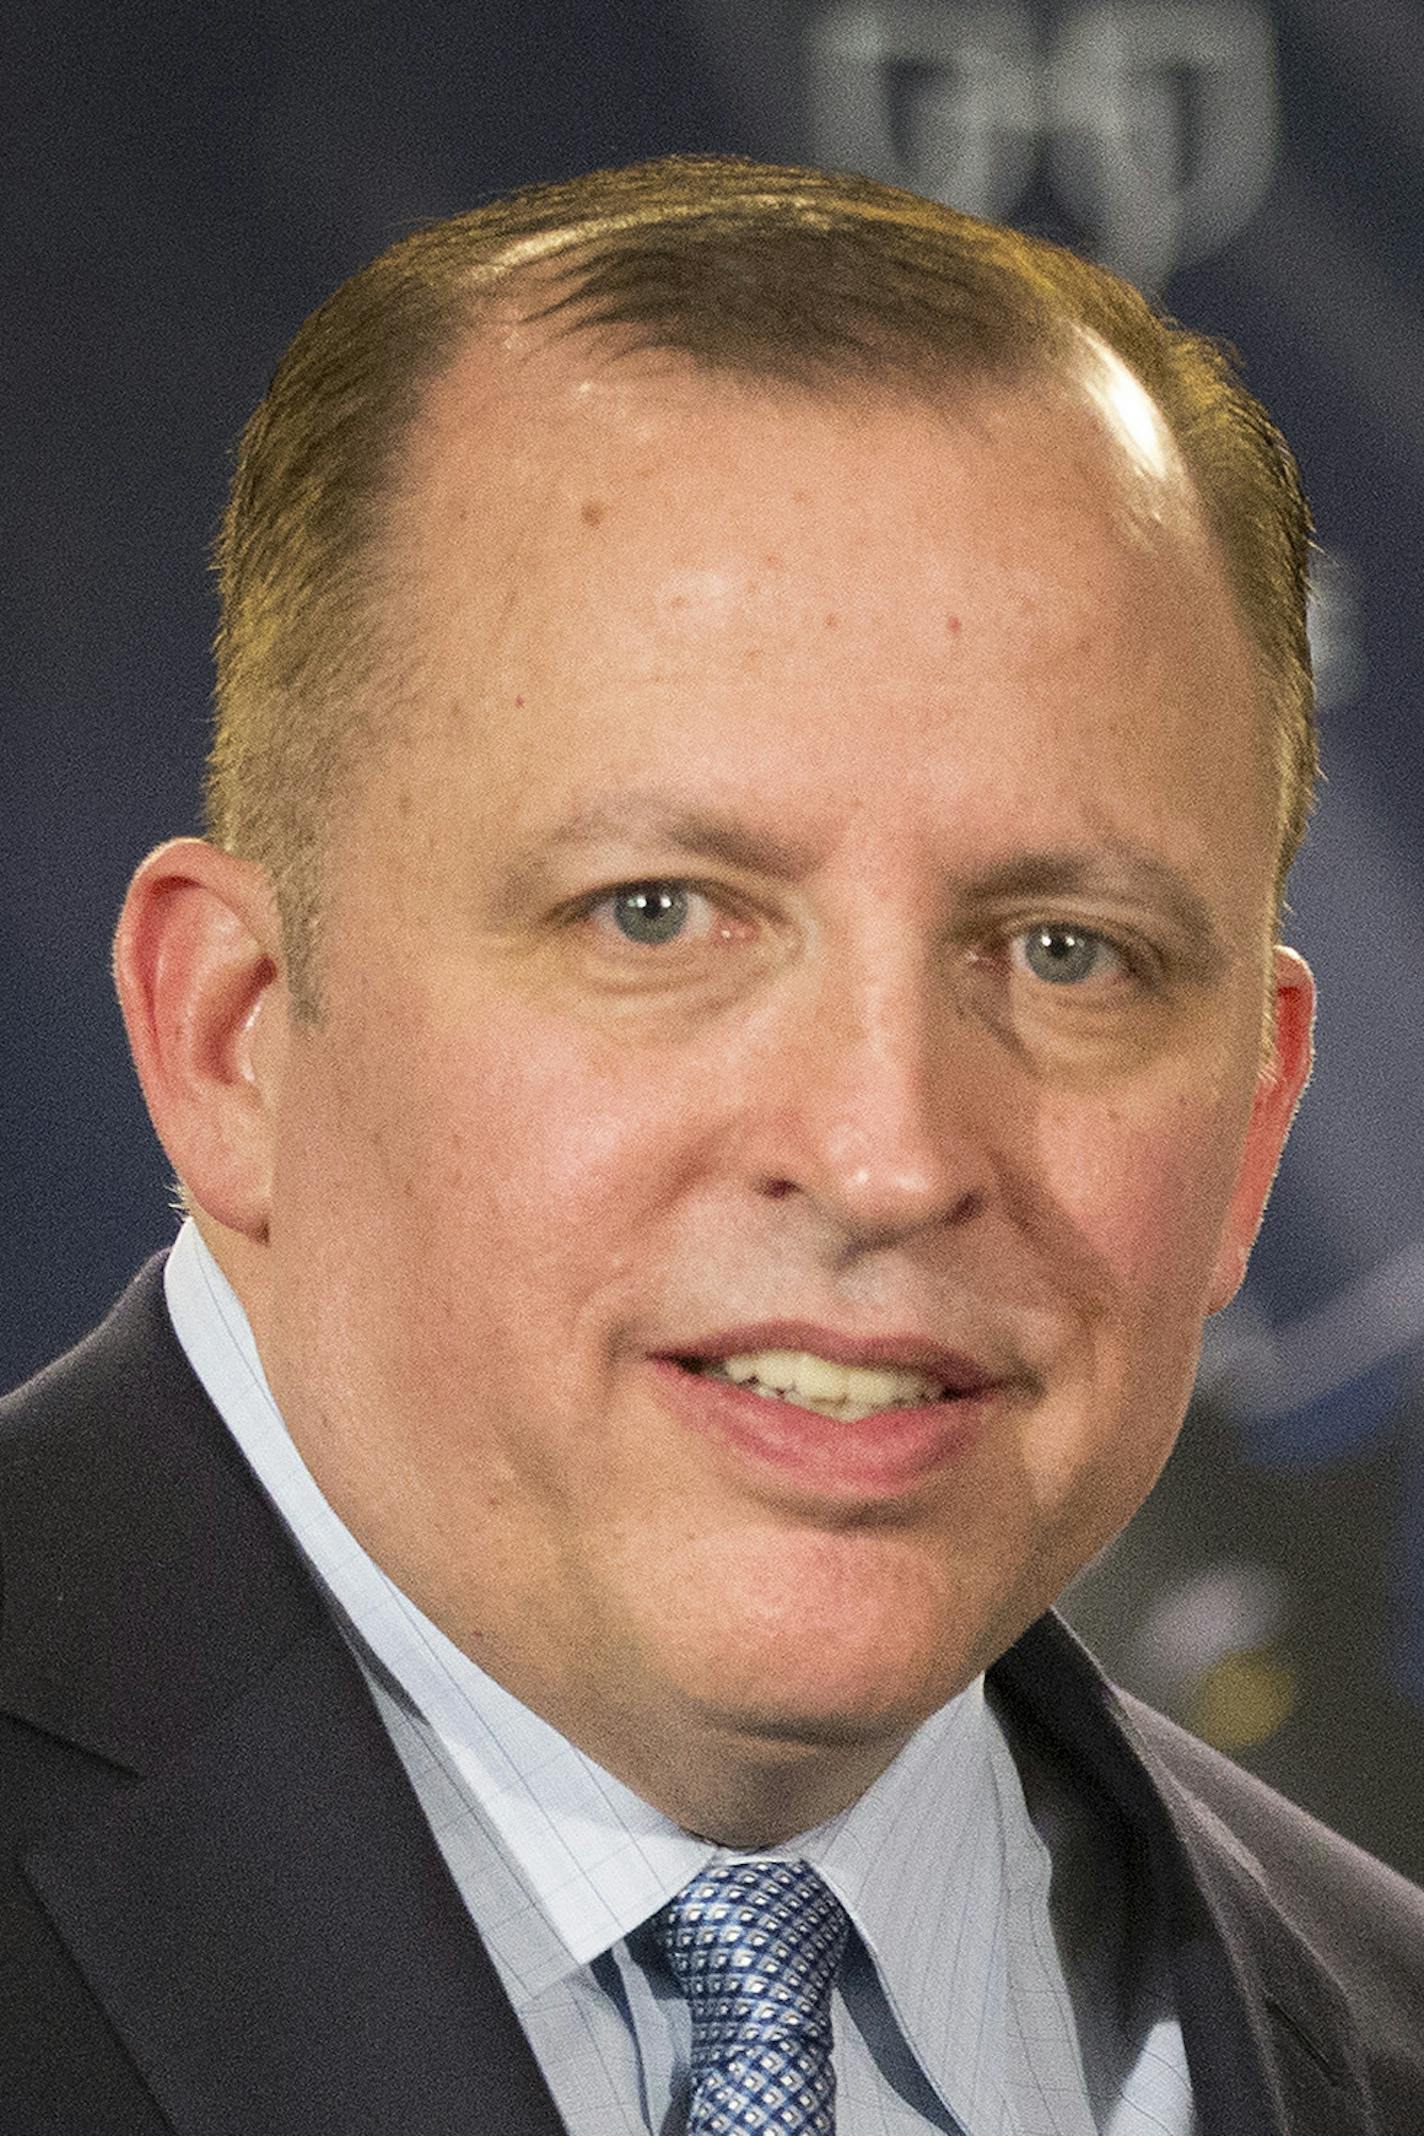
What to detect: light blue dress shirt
<box><xmin>164</xmin><ymin>1219</ymin><xmax>1195</xmax><ymax>2136</ymax></box>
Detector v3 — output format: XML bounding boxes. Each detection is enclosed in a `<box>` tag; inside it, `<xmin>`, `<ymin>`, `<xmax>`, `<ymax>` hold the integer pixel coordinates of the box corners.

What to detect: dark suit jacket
<box><xmin>3</xmin><ymin>1260</ymin><xmax>1423</xmax><ymax>2134</ymax></box>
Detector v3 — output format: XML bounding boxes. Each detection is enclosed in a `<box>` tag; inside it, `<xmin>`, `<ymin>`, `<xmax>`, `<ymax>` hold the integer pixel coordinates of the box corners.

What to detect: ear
<box><xmin>1207</xmin><ymin>945</ymin><xmax>1315</xmax><ymax>1312</ymax></box>
<box><xmin>113</xmin><ymin>837</ymin><xmax>288</xmax><ymax>1241</ymax></box>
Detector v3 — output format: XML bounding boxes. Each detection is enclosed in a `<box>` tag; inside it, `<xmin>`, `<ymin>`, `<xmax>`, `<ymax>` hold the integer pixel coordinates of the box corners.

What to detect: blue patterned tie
<box><xmin>655</xmin><ymin>1859</ymin><xmax>851</xmax><ymax>2134</ymax></box>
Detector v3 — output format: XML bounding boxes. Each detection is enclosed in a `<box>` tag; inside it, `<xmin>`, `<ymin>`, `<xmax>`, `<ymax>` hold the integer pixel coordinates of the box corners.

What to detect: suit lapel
<box><xmin>23</xmin><ymin>1627</ymin><xmax>566</xmax><ymax>2136</ymax></box>
<box><xmin>992</xmin><ymin>1614</ymin><xmax>1377</xmax><ymax>2136</ymax></box>
<box><xmin>4</xmin><ymin>1261</ymin><xmax>566</xmax><ymax>2136</ymax></box>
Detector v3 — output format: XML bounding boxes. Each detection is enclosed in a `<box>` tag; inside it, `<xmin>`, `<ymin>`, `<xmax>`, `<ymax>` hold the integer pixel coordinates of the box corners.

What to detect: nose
<box><xmin>746</xmin><ymin>948</ymin><xmax>997</xmax><ymax>1250</ymax></box>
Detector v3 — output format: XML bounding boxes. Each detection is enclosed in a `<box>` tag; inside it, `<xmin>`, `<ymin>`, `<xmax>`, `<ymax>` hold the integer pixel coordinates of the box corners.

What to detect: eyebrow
<box><xmin>959</xmin><ymin>847</ymin><xmax>1226</xmax><ymax>965</ymax></box>
<box><xmin>492</xmin><ymin>798</ymin><xmax>1229</xmax><ymax>967</ymax></box>
<box><xmin>492</xmin><ymin>798</ymin><xmax>829</xmax><ymax>907</ymax></box>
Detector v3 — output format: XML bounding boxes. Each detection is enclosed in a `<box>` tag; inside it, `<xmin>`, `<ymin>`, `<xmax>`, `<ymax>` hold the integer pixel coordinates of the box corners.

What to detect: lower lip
<box><xmin>648</xmin><ymin>1359</ymin><xmax>995</xmax><ymax>1502</ymax></box>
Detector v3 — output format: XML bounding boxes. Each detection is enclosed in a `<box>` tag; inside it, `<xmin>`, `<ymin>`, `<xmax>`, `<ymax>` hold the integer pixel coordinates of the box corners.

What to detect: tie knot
<box><xmin>656</xmin><ymin>1859</ymin><xmax>850</xmax><ymax>2050</ymax></box>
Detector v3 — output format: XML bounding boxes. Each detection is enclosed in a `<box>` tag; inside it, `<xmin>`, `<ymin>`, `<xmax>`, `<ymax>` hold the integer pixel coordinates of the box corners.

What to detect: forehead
<box><xmin>363</xmin><ymin>326</ymin><xmax>1277</xmax><ymax>907</ymax></box>
<box><xmin>398</xmin><ymin>316</ymin><xmax>1220</xmax><ymax>635</ymax></box>
<box><xmin>406</xmin><ymin>334</ymin><xmax>1183</xmax><ymax>626</ymax></box>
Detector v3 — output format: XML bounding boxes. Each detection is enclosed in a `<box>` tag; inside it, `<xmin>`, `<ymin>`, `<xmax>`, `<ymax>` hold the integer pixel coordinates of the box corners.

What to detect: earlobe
<box><xmin>113</xmin><ymin>837</ymin><xmax>288</xmax><ymax>1241</ymax></box>
<box><xmin>1207</xmin><ymin>945</ymin><xmax>1315</xmax><ymax>1313</ymax></box>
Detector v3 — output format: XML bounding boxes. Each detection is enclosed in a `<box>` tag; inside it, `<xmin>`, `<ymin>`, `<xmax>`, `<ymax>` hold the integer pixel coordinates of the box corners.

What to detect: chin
<box><xmin>596</xmin><ymin>1514</ymin><xmax>1037</xmax><ymax>1771</ymax></box>
<box><xmin>666</xmin><ymin>1609</ymin><xmax>980</xmax><ymax>1753</ymax></box>
<box><xmin>711</xmin><ymin>1693</ymin><xmax>936</xmax><ymax>1754</ymax></box>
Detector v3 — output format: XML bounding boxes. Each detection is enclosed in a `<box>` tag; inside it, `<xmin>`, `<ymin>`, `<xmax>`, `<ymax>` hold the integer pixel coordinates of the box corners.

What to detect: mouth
<box><xmin>651</xmin><ymin>1327</ymin><xmax>1006</xmax><ymax>1498</ymax></box>
<box><xmin>677</xmin><ymin>1349</ymin><xmax>958</xmax><ymax>1421</ymax></box>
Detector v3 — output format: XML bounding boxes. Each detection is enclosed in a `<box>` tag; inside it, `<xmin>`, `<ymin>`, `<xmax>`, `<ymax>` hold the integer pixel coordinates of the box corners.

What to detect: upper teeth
<box><xmin>706</xmin><ymin>1349</ymin><xmax>945</xmax><ymax>1412</ymax></box>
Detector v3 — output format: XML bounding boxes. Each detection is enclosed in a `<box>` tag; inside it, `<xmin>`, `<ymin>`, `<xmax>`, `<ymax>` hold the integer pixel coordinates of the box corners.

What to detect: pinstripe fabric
<box><xmin>164</xmin><ymin>1221</ymin><xmax>1195</xmax><ymax>2135</ymax></box>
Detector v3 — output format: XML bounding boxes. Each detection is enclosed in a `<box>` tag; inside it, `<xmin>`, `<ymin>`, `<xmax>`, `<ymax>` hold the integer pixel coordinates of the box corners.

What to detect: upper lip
<box><xmin>662</xmin><ymin>1322</ymin><xmax>1006</xmax><ymax>1393</ymax></box>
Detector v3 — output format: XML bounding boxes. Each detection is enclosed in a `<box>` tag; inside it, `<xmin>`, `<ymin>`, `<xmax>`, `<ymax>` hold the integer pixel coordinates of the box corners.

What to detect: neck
<box><xmin>506</xmin><ymin>1675</ymin><xmax>917</xmax><ymax>1847</ymax></box>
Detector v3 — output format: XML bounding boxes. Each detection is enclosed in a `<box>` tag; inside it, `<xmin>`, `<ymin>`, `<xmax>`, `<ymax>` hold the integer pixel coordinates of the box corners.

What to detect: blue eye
<box><xmin>1016</xmin><ymin>926</ymin><xmax>1122</xmax><ymax>985</ymax></box>
<box><xmin>607</xmin><ymin>883</ymin><xmax>692</xmax><ymax>946</ymax></box>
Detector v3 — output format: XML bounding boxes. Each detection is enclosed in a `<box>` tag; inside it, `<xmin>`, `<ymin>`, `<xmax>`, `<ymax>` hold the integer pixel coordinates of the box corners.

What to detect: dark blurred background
<box><xmin>5</xmin><ymin>1</ymin><xmax>1422</xmax><ymax>1876</ymax></box>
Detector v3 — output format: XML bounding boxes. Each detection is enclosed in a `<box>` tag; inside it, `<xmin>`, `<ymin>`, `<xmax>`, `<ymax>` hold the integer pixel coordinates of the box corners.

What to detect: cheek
<box><xmin>316</xmin><ymin>988</ymin><xmax>721</xmax><ymax>1323</ymax></box>
<box><xmin>270</xmin><ymin>998</ymin><xmax>716</xmax><ymax>1523</ymax></box>
<box><xmin>1026</xmin><ymin>1080</ymin><xmax>1254</xmax><ymax>1331</ymax></box>
<box><xmin>1007</xmin><ymin>1091</ymin><xmax>1253</xmax><ymax>1548</ymax></box>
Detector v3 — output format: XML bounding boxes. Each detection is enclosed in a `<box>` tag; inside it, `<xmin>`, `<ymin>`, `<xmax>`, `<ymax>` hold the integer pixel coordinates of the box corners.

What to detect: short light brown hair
<box><xmin>208</xmin><ymin>154</ymin><xmax>1315</xmax><ymax>1018</ymax></box>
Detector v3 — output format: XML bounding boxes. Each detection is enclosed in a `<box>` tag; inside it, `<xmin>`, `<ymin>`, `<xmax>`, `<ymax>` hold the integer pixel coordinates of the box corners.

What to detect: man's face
<box><xmin>250</xmin><ymin>339</ymin><xmax>1307</xmax><ymax>1822</ymax></box>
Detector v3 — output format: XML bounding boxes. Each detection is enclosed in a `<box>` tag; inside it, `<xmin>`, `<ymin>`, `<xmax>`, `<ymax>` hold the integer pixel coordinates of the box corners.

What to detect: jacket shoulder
<box><xmin>2</xmin><ymin>1254</ymin><xmax>176</xmax><ymax>1425</ymax></box>
<box><xmin>997</xmin><ymin>1608</ymin><xmax>1424</xmax><ymax>2121</ymax></box>
<box><xmin>1121</xmin><ymin>1687</ymin><xmax>1424</xmax><ymax>1902</ymax></box>
<box><xmin>0</xmin><ymin>1254</ymin><xmax>327</xmax><ymax>1766</ymax></box>
<box><xmin>1119</xmin><ymin>1685</ymin><xmax>1424</xmax><ymax>2021</ymax></box>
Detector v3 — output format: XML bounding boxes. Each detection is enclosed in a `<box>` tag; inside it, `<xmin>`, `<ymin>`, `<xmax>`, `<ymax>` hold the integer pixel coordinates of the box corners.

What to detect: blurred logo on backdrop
<box><xmin>805</xmin><ymin>0</ymin><xmax>1280</xmax><ymax>284</ymax></box>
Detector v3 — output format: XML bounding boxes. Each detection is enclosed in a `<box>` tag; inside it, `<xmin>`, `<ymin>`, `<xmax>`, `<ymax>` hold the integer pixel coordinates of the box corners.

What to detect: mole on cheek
<box><xmin>581</xmin><ymin>499</ymin><xmax>606</xmax><ymax>527</ymax></box>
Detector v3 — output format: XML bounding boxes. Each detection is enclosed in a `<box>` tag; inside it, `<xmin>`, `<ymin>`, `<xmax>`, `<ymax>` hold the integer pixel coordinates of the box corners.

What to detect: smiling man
<box><xmin>4</xmin><ymin>157</ymin><xmax>1422</xmax><ymax>2134</ymax></box>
